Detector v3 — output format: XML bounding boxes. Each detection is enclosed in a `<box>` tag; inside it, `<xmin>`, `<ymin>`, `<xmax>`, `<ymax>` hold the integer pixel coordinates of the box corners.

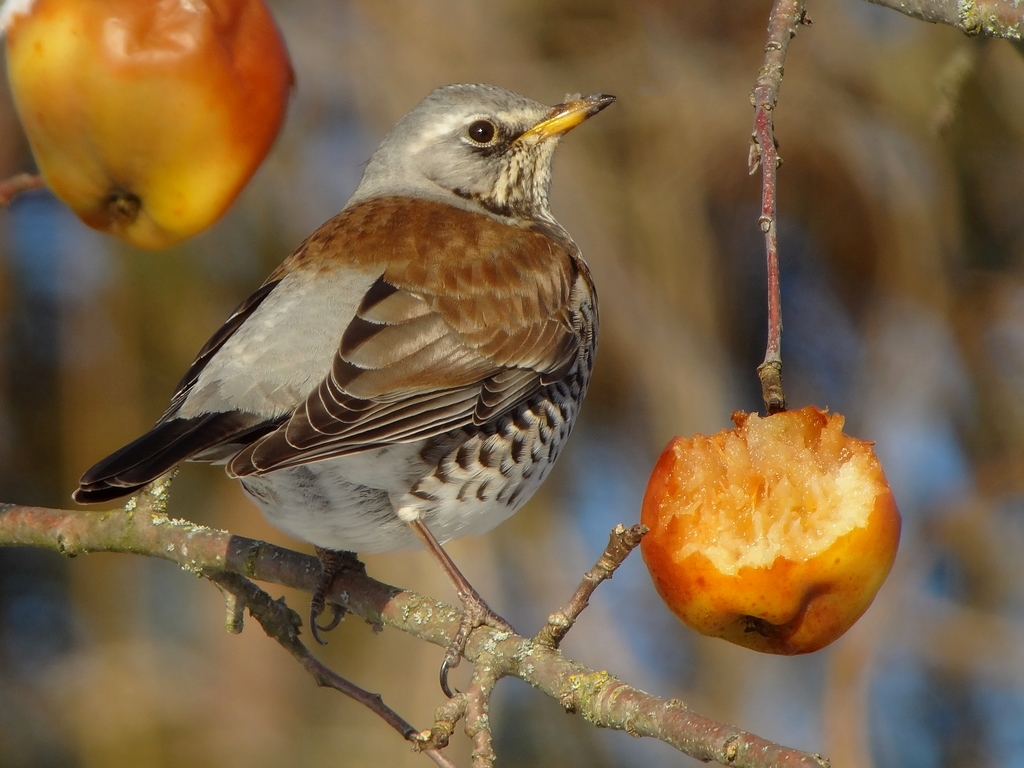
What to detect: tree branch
<box><xmin>0</xmin><ymin>172</ymin><xmax>44</xmax><ymax>205</ymax></box>
<box><xmin>85</xmin><ymin>478</ymin><xmax>455</xmax><ymax>765</ymax></box>
<box><xmin>0</xmin><ymin>499</ymin><xmax>829</xmax><ymax>768</ymax></box>
<box><xmin>534</xmin><ymin>523</ymin><xmax>646</xmax><ymax>649</ymax></box>
<box><xmin>206</xmin><ymin>569</ymin><xmax>458</xmax><ymax>768</ymax></box>
<box><xmin>463</xmin><ymin>666</ymin><xmax>498</xmax><ymax>768</ymax></box>
<box><xmin>861</xmin><ymin>0</ymin><xmax>1024</xmax><ymax>40</ymax></box>
<box><xmin>749</xmin><ymin>0</ymin><xmax>806</xmax><ymax>414</ymax></box>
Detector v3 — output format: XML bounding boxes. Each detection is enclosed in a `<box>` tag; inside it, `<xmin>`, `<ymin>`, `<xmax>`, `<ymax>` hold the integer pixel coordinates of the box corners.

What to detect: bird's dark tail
<box><xmin>73</xmin><ymin>412</ymin><xmax>275</xmax><ymax>504</ymax></box>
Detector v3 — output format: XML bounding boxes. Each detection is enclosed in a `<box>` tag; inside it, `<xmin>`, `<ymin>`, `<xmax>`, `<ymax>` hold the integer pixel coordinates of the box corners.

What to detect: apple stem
<box><xmin>0</xmin><ymin>172</ymin><xmax>45</xmax><ymax>206</ymax></box>
<box><xmin>749</xmin><ymin>0</ymin><xmax>808</xmax><ymax>415</ymax></box>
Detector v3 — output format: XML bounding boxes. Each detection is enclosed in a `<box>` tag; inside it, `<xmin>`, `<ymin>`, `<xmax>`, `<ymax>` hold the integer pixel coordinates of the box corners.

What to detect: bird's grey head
<box><xmin>350</xmin><ymin>84</ymin><xmax>615</xmax><ymax>222</ymax></box>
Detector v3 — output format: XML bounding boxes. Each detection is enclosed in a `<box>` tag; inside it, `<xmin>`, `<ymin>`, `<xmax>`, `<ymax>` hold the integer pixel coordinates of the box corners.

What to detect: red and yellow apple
<box><xmin>3</xmin><ymin>0</ymin><xmax>293</xmax><ymax>248</ymax></box>
<box><xmin>640</xmin><ymin>406</ymin><xmax>901</xmax><ymax>654</ymax></box>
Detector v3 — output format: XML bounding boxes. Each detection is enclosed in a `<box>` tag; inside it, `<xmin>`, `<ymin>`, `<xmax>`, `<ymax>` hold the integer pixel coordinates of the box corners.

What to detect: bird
<box><xmin>73</xmin><ymin>83</ymin><xmax>614</xmax><ymax>694</ymax></box>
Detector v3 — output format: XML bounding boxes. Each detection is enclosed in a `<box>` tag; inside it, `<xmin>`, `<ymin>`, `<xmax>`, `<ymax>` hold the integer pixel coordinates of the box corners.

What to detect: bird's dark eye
<box><xmin>467</xmin><ymin>120</ymin><xmax>496</xmax><ymax>144</ymax></box>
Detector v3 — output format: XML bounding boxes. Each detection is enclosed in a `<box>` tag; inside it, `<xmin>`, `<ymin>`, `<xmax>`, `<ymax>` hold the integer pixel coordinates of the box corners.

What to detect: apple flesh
<box><xmin>4</xmin><ymin>0</ymin><xmax>293</xmax><ymax>248</ymax></box>
<box><xmin>640</xmin><ymin>407</ymin><xmax>901</xmax><ymax>654</ymax></box>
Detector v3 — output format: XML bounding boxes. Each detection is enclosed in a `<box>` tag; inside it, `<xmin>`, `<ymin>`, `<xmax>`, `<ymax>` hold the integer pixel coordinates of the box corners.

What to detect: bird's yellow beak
<box><xmin>517</xmin><ymin>93</ymin><xmax>616</xmax><ymax>143</ymax></box>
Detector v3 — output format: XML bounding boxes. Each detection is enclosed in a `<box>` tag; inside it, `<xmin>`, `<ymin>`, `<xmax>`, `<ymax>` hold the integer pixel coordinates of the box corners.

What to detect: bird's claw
<box><xmin>308</xmin><ymin>547</ymin><xmax>363</xmax><ymax>645</ymax></box>
<box><xmin>310</xmin><ymin>601</ymin><xmax>346</xmax><ymax>646</ymax></box>
<box><xmin>439</xmin><ymin>600</ymin><xmax>515</xmax><ymax>698</ymax></box>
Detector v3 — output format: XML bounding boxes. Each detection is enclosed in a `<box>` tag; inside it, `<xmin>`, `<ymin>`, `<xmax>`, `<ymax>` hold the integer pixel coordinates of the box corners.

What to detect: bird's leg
<box><xmin>310</xmin><ymin>547</ymin><xmax>364</xmax><ymax>645</ymax></box>
<box><xmin>407</xmin><ymin>518</ymin><xmax>515</xmax><ymax>697</ymax></box>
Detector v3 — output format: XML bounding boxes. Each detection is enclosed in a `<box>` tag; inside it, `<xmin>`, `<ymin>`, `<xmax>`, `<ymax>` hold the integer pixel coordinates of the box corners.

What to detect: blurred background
<box><xmin>1</xmin><ymin>1</ymin><xmax>1022</xmax><ymax>766</ymax></box>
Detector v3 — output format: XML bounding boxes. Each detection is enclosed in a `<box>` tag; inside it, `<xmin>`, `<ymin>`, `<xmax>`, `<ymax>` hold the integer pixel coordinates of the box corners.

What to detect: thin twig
<box><xmin>206</xmin><ymin>570</ymin><xmax>457</xmax><ymax>768</ymax></box>
<box><xmin>861</xmin><ymin>0</ymin><xmax>1024</xmax><ymax>40</ymax></box>
<box><xmin>0</xmin><ymin>502</ymin><xmax>830</xmax><ymax>768</ymax></box>
<box><xmin>535</xmin><ymin>523</ymin><xmax>646</xmax><ymax>649</ymax></box>
<box><xmin>749</xmin><ymin>0</ymin><xmax>806</xmax><ymax>414</ymax></box>
<box><xmin>0</xmin><ymin>172</ymin><xmax>44</xmax><ymax>205</ymax></box>
<box><xmin>424</xmin><ymin>692</ymin><xmax>470</xmax><ymax>751</ymax></box>
<box><xmin>464</xmin><ymin>668</ymin><xmax>497</xmax><ymax>768</ymax></box>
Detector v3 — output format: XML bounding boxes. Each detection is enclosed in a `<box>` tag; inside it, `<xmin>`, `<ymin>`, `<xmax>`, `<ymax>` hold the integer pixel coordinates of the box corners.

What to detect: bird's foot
<box><xmin>440</xmin><ymin>594</ymin><xmax>514</xmax><ymax>698</ymax></box>
<box><xmin>405</xmin><ymin>518</ymin><xmax>517</xmax><ymax>696</ymax></box>
<box><xmin>310</xmin><ymin>547</ymin><xmax>364</xmax><ymax>646</ymax></box>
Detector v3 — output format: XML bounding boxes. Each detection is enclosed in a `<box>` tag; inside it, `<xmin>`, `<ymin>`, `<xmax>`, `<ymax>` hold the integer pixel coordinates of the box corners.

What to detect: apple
<box><xmin>3</xmin><ymin>0</ymin><xmax>293</xmax><ymax>248</ymax></box>
<box><xmin>640</xmin><ymin>406</ymin><xmax>901</xmax><ymax>654</ymax></box>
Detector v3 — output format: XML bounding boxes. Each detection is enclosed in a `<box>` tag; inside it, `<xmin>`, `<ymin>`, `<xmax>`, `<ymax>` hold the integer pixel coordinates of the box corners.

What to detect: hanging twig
<box><xmin>749</xmin><ymin>0</ymin><xmax>808</xmax><ymax>414</ymax></box>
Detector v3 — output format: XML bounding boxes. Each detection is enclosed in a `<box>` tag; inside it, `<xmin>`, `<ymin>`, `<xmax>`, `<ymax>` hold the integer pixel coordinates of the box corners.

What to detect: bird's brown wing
<box><xmin>228</xmin><ymin>197</ymin><xmax>587</xmax><ymax>476</ymax></box>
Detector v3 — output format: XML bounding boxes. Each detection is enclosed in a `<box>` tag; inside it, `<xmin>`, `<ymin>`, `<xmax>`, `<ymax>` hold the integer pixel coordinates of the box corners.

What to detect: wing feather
<box><xmin>228</xmin><ymin>197</ymin><xmax>588</xmax><ymax>477</ymax></box>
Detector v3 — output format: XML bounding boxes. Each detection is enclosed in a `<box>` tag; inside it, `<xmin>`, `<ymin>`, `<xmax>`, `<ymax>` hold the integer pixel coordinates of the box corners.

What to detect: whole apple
<box><xmin>3</xmin><ymin>0</ymin><xmax>293</xmax><ymax>248</ymax></box>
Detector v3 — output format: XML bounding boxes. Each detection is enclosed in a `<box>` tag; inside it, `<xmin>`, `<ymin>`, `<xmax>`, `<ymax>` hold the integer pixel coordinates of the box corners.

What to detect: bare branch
<box><xmin>206</xmin><ymin>571</ymin><xmax>457</xmax><ymax>768</ymax></box>
<box><xmin>0</xmin><ymin>172</ymin><xmax>44</xmax><ymax>205</ymax></box>
<box><xmin>0</xmin><ymin>501</ymin><xmax>830</xmax><ymax>767</ymax></box>
<box><xmin>544</xmin><ymin>670</ymin><xmax>829</xmax><ymax>768</ymax></box>
<box><xmin>464</xmin><ymin>668</ymin><xmax>498</xmax><ymax>768</ymax></box>
<box><xmin>91</xmin><ymin>481</ymin><xmax>457</xmax><ymax>766</ymax></box>
<box><xmin>535</xmin><ymin>523</ymin><xmax>646</xmax><ymax>648</ymax></box>
<box><xmin>862</xmin><ymin>0</ymin><xmax>1024</xmax><ymax>40</ymax></box>
<box><xmin>749</xmin><ymin>0</ymin><xmax>806</xmax><ymax>414</ymax></box>
<box><xmin>424</xmin><ymin>692</ymin><xmax>469</xmax><ymax>751</ymax></box>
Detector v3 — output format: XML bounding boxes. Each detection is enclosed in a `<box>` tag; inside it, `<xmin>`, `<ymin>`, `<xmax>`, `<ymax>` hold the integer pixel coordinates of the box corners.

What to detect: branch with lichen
<box><xmin>861</xmin><ymin>0</ymin><xmax>1023</xmax><ymax>40</ymax></box>
<box><xmin>0</xmin><ymin>487</ymin><xmax>829</xmax><ymax>768</ymax></box>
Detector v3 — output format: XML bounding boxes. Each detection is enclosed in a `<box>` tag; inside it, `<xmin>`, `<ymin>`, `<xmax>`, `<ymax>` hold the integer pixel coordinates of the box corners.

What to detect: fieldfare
<box><xmin>74</xmin><ymin>83</ymin><xmax>614</xmax><ymax>694</ymax></box>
